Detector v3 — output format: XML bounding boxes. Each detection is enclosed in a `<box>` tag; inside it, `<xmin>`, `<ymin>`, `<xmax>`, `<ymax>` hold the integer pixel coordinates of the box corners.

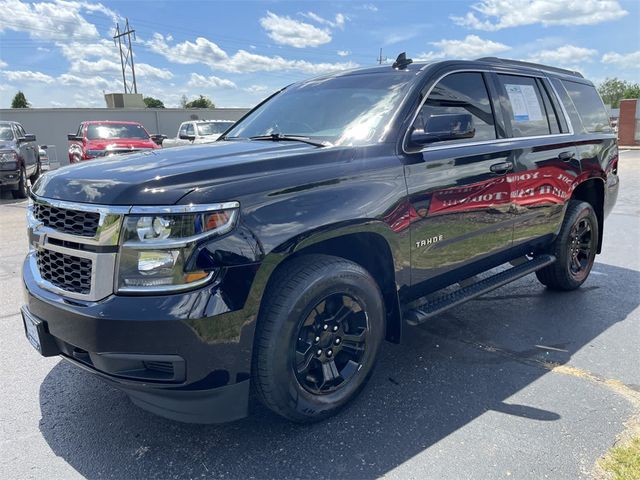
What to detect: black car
<box><xmin>0</xmin><ymin>121</ymin><xmax>41</xmax><ymax>198</ymax></box>
<box><xmin>22</xmin><ymin>56</ymin><xmax>618</xmax><ymax>423</ymax></box>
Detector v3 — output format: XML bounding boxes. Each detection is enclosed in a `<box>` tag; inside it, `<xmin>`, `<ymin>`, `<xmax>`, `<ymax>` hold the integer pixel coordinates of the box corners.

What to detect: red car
<box><xmin>67</xmin><ymin>121</ymin><xmax>164</xmax><ymax>163</ymax></box>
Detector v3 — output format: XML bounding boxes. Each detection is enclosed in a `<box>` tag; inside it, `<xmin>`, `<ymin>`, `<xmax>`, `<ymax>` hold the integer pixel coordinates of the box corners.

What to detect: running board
<box><xmin>404</xmin><ymin>254</ymin><xmax>556</xmax><ymax>326</ymax></box>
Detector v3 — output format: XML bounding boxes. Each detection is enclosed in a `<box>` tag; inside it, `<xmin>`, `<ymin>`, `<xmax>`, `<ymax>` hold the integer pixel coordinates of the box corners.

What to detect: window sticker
<box><xmin>505</xmin><ymin>84</ymin><xmax>543</xmax><ymax>122</ymax></box>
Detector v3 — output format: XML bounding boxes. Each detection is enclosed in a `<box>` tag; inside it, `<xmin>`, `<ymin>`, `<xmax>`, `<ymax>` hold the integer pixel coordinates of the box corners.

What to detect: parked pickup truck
<box><xmin>0</xmin><ymin>121</ymin><xmax>41</xmax><ymax>199</ymax></box>
<box><xmin>67</xmin><ymin>121</ymin><xmax>164</xmax><ymax>163</ymax></box>
<box><xmin>22</xmin><ymin>55</ymin><xmax>618</xmax><ymax>424</ymax></box>
<box><xmin>162</xmin><ymin>120</ymin><xmax>235</xmax><ymax>148</ymax></box>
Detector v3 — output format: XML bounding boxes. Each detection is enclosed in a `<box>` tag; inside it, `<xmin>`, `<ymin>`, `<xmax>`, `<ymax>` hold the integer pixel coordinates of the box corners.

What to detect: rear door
<box><xmin>403</xmin><ymin>71</ymin><xmax>516</xmax><ymax>292</ymax></box>
<box><xmin>492</xmin><ymin>73</ymin><xmax>579</xmax><ymax>249</ymax></box>
<box><xmin>14</xmin><ymin>123</ymin><xmax>37</xmax><ymax>175</ymax></box>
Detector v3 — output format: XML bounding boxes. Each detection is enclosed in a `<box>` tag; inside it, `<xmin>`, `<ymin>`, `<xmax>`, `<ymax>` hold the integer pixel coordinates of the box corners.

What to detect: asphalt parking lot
<box><xmin>1</xmin><ymin>151</ymin><xmax>638</xmax><ymax>480</ymax></box>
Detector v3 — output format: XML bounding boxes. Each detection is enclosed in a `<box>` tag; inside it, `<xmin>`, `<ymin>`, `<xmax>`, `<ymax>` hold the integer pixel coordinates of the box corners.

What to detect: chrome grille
<box><xmin>36</xmin><ymin>249</ymin><xmax>92</xmax><ymax>294</ymax></box>
<box><xmin>33</xmin><ymin>203</ymin><xmax>100</xmax><ymax>237</ymax></box>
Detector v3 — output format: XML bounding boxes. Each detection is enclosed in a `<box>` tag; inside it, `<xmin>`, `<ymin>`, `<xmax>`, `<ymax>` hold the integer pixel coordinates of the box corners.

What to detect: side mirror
<box><xmin>179</xmin><ymin>133</ymin><xmax>196</xmax><ymax>141</ymax></box>
<box><xmin>18</xmin><ymin>134</ymin><xmax>36</xmax><ymax>143</ymax></box>
<box><xmin>150</xmin><ymin>134</ymin><xmax>167</xmax><ymax>145</ymax></box>
<box><xmin>410</xmin><ymin>113</ymin><xmax>475</xmax><ymax>145</ymax></box>
<box><xmin>67</xmin><ymin>134</ymin><xmax>82</xmax><ymax>141</ymax></box>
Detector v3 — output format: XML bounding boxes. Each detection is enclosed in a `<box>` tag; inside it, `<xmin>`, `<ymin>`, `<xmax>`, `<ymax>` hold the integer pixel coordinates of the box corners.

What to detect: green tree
<box><xmin>11</xmin><ymin>91</ymin><xmax>30</xmax><ymax>108</ymax></box>
<box><xmin>623</xmin><ymin>83</ymin><xmax>640</xmax><ymax>101</ymax></box>
<box><xmin>143</xmin><ymin>96</ymin><xmax>165</xmax><ymax>108</ymax></box>
<box><xmin>597</xmin><ymin>78</ymin><xmax>640</xmax><ymax>108</ymax></box>
<box><xmin>184</xmin><ymin>95</ymin><xmax>215</xmax><ymax>109</ymax></box>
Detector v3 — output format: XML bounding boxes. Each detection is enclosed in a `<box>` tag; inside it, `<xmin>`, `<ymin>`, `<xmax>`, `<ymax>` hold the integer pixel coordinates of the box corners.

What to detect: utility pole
<box><xmin>376</xmin><ymin>48</ymin><xmax>387</xmax><ymax>65</ymax></box>
<box><xmin>113</xmin><ymin>18</ymin><xmax>138</xmax><ymax>94</ymax></box>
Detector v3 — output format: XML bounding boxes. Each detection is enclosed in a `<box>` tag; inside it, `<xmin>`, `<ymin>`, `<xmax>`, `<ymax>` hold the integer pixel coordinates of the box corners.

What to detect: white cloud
<box><xmin>0</xmin><ymin>59</ymin><xmax>6</xmax><ymax>68</ymax></box>
<box><xmin>146</xmin><ymin>34</ymin><xmax>228</xmax><ymax>65</ymax></box>
<box><xmin>59</xmin><ymin>73</ymin><xmax>115</xmax><ymax>89</ymax></box>
<box><xmin>0</xmin><ymin>0</ymin><xmax>118</xmax><ymax>41</ymax></box>
<box><xmin>337</xmin><ymin>50</ymin><xmax>351</xmax><ymax>57</ymax></box>
<box><xmin>135</xmin><ymin>63</ymin><xmax>174</xmax><ymax>80</ymax></box>
<box><xmin>601</xmin><ymin>51</ymin><xmax>640</xmax><ymax>68</ymax></box>
<box><xmin>452</xmin><ymin>0</ymin><xmax>628</xmax><ymax>31</ymax></box>
<box><xmin>260</xmin><ymin>11</ymin><xmax>331</xmax><ymax>48</ymax></box>
<box><xmin>57</xmin><ymin>39</ymin><xmax>120</xmax><ymax>62</ymax></box>
<box><xmin>147</xmin><ymin>34</ymin><xmax>358</xmax><ymax>74</ymax></box>
<box><xmin>362</xmin><ymin>3</ymin><xmax>378</xmax><ymax>12</ymax></box>
<box><xmin>527</xmin><ymin>45</ymin><xmax>598</xmax><ymax>66</ymax></box>
<box><xmin>2</xmin><ymin>70</ymin><xmax>55</xmax><ymax>83</ymax></box>
<box><xmin>300</xmin><ymin>11</ymin><xmax>347</xmax><ymax>29</ymax></box>
<box><xmin>417</xmin><ymin>35</ymin><xmax>510</xmax><ymax>61</ymax></box>
<box><xmin>187</xmin><ymin>73</ymin><xmax>237</xmax><ymax>89</ymax></box>
<box><xmin>245</xmin><ymin>84</ymin><xmax>269</xmax><ymax>94</ymax></box>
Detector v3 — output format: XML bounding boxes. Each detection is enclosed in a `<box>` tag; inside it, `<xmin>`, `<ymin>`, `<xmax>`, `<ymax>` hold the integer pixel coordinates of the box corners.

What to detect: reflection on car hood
<box><xmin>33</xmin><ymin>140</ymin><xmax>337</xmax><ymax>205</ymax></box>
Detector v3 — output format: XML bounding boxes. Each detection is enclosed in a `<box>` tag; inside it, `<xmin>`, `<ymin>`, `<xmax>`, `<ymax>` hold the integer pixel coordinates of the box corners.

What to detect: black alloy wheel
<box><xmin>252</xmin><ymin>254</ymin><xmax>385</xmax><ymax>423</ymax></box>
<box><xmin>294</xmin><ymin>293</ymin><xmax>368</xmax><ymax>395</ymax></box>
<box><xmin>536</xmin><ymin>200</ymin><xmax>598</xmax><ymax>290</ymax></box>
<box><xmin>567</xmin><ymin>217</ymin><xmax>594</xmax><ymax>281</ymax></box>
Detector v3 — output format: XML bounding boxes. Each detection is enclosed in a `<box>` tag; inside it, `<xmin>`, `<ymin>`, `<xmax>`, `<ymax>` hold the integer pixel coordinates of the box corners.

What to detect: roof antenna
<box><xmin>392</xmin><ymin>52</ymin><xmax>413</xmax><ymax>70</ymax></box>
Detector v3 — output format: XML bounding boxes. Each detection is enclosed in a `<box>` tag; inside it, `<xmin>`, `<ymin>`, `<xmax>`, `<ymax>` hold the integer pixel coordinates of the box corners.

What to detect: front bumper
<box><xmin>22</xmin><ymin>255</ymin><xmax>257</xmax><ymax>423</ymax></box>
<box><xmin>0</xmin><ymin>169</ymin><xmax>20</xmax><ymax>187</ymax></box>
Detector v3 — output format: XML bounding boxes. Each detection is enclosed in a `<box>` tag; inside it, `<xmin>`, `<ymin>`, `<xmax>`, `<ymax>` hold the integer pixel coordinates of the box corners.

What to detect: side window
<box><xmin>15</xmin><ymin>124</ymin><xmax>26</xmax><ymax>138</ymax></box>
<box><xmin>561</xmin><ymin>80</ymin><xmax>612</xmax><ymax>134</ymax></box>
<box><xmin>537</xmin><ymin>80</ymin><xmax>562</xmax><ymax>134</ymax></box>
<box><xmin>76</xmin><ymin>124</ymin><xmax>84</xmax><ymax>138</ymax></box>
<box><xmin>550</xmin><ymin>78</ymin><xmax>582</xmax><ymax>132</ymax></box>
<box><xmin>179</xmin><ymin>123</ymin><xmax>189</xmax><ymax>136</ymax></box>
<box><xmin>412</xmin><ymin>72</ymin><xmax>497</xmax><ymax>146</ymax></box>
<box><xmin>186</xmin><ymin>124</ymin><xmax>195</xmax><ymax>136</ymax></box>
<box><xmin>498</xmin><ymin>74</ymin><xmax>550</xmax><ymax>137</ymax></box>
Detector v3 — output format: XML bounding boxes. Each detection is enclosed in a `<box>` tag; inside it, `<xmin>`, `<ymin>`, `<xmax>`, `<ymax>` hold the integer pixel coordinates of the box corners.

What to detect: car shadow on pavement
<box><xmin>38</xmin><ymin>261</ymin><xmax>639</xmax><ymax>479</ymax></box>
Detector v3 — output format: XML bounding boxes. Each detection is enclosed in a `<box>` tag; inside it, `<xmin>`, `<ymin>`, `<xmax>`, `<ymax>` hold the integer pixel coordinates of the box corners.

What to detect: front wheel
<box><xmin>536</xmin><ymin>200</ymin><xmax>598</xmax><ymax>290</ymax></box>
<box><xmin>252</xmin><ymin>254</ymin><xmax>385</xmax><ymax>423</ymax></box>
<box><xmin>11</xmin><ymin>166</ymin><xmax>28</xmax><ymax>199</ymax></box>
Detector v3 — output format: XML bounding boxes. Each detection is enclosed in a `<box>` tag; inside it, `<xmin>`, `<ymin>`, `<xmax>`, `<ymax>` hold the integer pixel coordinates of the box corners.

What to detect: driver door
<box><xmin>403</xmin><ymin>71</ymin><xmax>516</xmax><ymax>292</ymax></box>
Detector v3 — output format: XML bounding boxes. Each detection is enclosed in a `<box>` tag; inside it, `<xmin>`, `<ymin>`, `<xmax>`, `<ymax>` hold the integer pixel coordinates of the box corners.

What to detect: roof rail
<box><xmin>475</xmin><ymin>57</ymin><xmax>584</xmax><ymax>78</ymax></box>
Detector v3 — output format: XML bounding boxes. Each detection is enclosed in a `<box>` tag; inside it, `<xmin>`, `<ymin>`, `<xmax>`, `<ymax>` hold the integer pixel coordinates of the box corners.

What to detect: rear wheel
<box><xmin>536</xmin><ymin>200</ymin><xmax>598</xmax><ymax>290</ymax></box>
<box><xmin>11</xmin><ymin>166</ymin><xmax>28</xmax><ymax>199</ymax></box>
<box><xmin>252</xmin><ymin>254</ymin><xmax>385</xmax><ymax>423</ymax></box>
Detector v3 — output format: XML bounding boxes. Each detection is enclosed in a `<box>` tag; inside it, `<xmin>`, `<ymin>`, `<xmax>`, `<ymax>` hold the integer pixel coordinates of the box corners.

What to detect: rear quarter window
<box><xmin>561</xmin><ymin>80</ymin><xmax>612</xmax><ymax>134</ymax></box>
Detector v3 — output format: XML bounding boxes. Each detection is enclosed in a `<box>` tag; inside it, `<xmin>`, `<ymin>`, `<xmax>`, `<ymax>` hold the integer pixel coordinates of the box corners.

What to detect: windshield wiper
<box><xmin>249</xmin><ymin>133</ymin><xmax>331</xmax><ymax>148</ymax></box>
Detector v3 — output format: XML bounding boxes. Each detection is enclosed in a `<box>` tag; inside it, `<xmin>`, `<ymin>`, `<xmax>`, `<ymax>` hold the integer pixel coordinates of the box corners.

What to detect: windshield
<box><xmin>224</xmin><ymin>72</ymin><xmax>415</xmax><ymax>145</ymax></box>
<box><xmin>197</xmin><ymin>122</ymin><xmax>234</xmax><ymax>136</ymax></box>
<box><xmin>87</xmin><ymin>123</ymin><xmax>149</xmax><ymax>140</ymax></box>
<box><xmin>0</xmin><ymin>125</ymin><xmax>14</xmax><ymax>141</ymax></box>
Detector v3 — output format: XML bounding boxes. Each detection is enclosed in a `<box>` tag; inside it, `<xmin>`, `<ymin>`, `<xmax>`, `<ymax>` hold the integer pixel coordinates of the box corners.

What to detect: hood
<box><xmin>85</xmin><ymin>138</ymin><xmax>158</xmax><ymax>150</ymax></box>
<box><xmin>33</xmin><ymin>140</ymin><xmax>351</xmax><ymax>205</ymax></box>
<box><xmin>0</xmin><ymin>141</ymin><xmax>17</xmax><ymax>150</ymax></box>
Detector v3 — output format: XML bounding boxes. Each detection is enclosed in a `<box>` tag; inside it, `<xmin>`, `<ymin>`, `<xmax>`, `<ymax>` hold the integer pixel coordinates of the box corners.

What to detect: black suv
<box><xmin>22</xmin><ymin>56</ymin><xmax>618</xmax><ymax>423</ymax></box>
<box><xmin>0</xmin><ymin>121</ymin><xmax>40</xmax><ymax>198</ymax></box>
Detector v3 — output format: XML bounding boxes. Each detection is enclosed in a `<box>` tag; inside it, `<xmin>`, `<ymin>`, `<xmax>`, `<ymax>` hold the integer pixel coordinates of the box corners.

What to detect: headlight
<box><xmin>116</xmin><ymin>202</ymin><xmax>239</xmax><ymax>293</ymax></box>
<box><xmin>0</xmin><ymin>151</ymin><xmax>18</xmax><ymax>170</ymax></box>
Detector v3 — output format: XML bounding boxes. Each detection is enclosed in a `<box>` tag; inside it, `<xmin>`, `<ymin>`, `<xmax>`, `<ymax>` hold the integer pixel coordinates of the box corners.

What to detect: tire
<box><xmin>536</xmin><ymin>200</ymin><xmax>598</xmax><ymax>290</ymax></box>
<box><xmin>252</xmin><ymin>254</ymin><xmax>385</xmax><ymax>423</ymax></box>
<box><xmin>11</xmin><ymin>166</ymin><xmax>28</xmax><ymax>199</ymax></box>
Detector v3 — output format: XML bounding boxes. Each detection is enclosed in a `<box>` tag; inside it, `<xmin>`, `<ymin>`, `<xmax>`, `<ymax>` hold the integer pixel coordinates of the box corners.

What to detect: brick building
<box><xmin>618</xmin><ymin>98</ymin><xmax>639</xmax><ymax>146</ymax></box>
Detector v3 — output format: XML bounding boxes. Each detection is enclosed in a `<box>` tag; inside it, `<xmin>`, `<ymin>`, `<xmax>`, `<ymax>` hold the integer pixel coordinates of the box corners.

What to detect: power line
<box><xmin>113</xmin><ymin>18</ymin><xmax>138</xmax><ymax>94</ymax></box>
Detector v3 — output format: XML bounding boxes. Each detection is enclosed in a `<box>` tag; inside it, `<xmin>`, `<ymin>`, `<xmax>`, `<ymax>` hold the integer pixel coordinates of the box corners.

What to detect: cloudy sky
<box><xmin>0</xmin><ymin>0</ymin><xmax>638</xmax><ymax>108</ymax></box>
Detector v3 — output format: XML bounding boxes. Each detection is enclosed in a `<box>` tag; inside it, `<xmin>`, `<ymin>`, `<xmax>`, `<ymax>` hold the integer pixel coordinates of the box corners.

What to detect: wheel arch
<box><xmin>571</xmin><ymin>178</ymin><xmax>604</xmax><ymax>253</ymax></box>
<box><xmin>254</xmin><ymin>224</ymin><xmax>404</xmax><ymax>344</ymax></box>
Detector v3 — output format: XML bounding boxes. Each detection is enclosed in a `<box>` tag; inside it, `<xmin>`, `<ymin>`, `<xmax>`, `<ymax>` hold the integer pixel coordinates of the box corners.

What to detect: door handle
<box><xmin>558</xmin><ymin>151</ymin><xmax>576</xmax><ymax>162</ymax></box>
<box><xmin>489</xmin><ymin>161</ymin><xmax>513</xmax><ymax>174</ymax></box>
